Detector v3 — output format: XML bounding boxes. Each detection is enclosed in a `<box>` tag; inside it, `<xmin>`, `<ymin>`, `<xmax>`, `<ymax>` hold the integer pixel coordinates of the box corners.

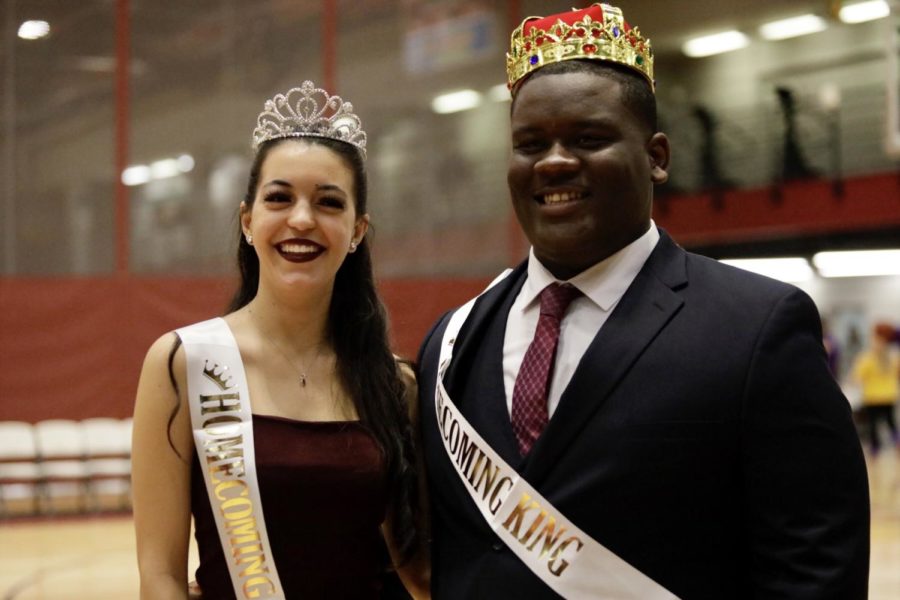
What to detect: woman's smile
<box><xmin>275</xmin><ymin>238</ymin><xmax>325</xmax><ymax>262</ymax></box>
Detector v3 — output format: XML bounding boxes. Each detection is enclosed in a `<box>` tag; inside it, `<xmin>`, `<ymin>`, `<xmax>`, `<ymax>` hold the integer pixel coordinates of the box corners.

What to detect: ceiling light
<box><xmin>121</xmin><ymin>165</ymin><xmax>151</xmax><ymax>187</ymax></box>
<box><xmin>720</xmin><ymin>258</ymin><xmax>814</xmax><ymax>283</ymax></box>
<box><xmin>431</xmin><ymin>90</ymin><xmax>482</xmax><ymax>114</ymax></box>
<box><xmin>176</xmin><ymin>154</ymin><xmax>195</xmax><ymax>172</ymax></box>
<box><xmin>18</xmin><ymin>20</ymin><xmax>50</xmax><ymax>40</ymax></box>
<box><xmin>839</xmin><ymin>0</ymin><xmax>889</xmax><ymax>23</ymax></box>
<box><xmin>759</xmin><ymin>14</ymin><xmax>827</xmax><ymax>40</ymax></box>
<box><xmin>813</xmin><ymin>249</ymin><xmax>900</xmax><ymax>277</ymax></box>
<box><xmin>149</xmin><ymin>159</ymin><xmax>181</xmax><ymax>180</ymax></box>
<box><xmin>682</xmin><ymin>31</ymin><xmax>749</xmax><ymax>58</ymax></box>
<box><xmin>488</xmin><ymin>84</ymin><xmax>511</xmax><ymax>102</ymax></box>
<box><xmin>122</xmin><ymin>154</ymin><xmax>193</xmax><ymax>186</ymax></box>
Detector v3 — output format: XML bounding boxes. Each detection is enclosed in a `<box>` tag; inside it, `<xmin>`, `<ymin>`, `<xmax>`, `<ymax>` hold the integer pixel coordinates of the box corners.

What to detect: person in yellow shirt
<box><xmin>853</xmin><ymin>322</ymin><xmax>900</xmax><ymax>455</ymax></box>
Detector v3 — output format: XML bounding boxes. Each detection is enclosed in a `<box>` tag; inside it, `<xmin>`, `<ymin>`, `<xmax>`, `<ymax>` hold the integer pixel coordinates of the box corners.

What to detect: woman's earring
<box><xmin>245</xmin><ymin>233</ymin><xmax>253</xmax><ymax>246</ymax></box>
<box><xmin>349</xmin><ymin>240</ymin><xmax>358</xmax><ymax>253</ymax></box>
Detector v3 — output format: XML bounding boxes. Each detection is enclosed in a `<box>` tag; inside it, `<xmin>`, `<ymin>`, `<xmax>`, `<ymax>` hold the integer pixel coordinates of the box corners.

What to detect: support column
<box><xmin>114</xmin><ymin>0</ymin><xmax>131</xmax><ymax>276</ymax></box>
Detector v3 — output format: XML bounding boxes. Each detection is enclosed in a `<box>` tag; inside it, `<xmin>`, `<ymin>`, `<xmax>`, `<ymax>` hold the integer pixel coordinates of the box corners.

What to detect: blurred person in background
<box><xmin>852</xmin><ymin>321</ymin><xmax>900</xmax><ymax>456</ymax></box>
<box><xmin>416</xmin><ymin>4</ymin><xmax>870</xmax><ymax>599</ymax></box>
<box><xmin>821</xmin><ymin>317</ymin><xmax>841</xmax><ymax>377</ymax></box>
<box><xmin>132</xmin><ymin>82</ymin><xmax>428</xmax><ymax>599</ymax></box>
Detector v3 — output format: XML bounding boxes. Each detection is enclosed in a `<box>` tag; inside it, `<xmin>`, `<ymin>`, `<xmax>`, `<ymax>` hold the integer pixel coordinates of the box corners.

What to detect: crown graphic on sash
<box><xmin>506</xmin><ymin>3</ymin><xmax>654</xmax><ymax>93</ymax></box>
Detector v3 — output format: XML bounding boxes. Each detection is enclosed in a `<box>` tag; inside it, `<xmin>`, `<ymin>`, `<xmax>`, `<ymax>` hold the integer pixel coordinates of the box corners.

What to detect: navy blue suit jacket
<box><xmin>417</xmin><ymin>231</ymin><xmax>869</xmax><ymax>599</ymax></box>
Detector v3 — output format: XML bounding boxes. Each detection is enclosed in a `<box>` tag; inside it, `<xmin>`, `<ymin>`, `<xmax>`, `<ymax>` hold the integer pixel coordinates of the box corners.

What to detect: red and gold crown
<box><xmin>506</xmin><ymin>3</ymin><xmax>654</xmax><ymax>94</ymax></box>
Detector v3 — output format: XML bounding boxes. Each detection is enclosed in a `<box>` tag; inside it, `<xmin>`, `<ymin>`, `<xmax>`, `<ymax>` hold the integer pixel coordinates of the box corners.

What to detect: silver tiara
<box><xmin>251</xmin><ymin>80</ymin><xmax>367</xmax><ymax>159</ymax></box>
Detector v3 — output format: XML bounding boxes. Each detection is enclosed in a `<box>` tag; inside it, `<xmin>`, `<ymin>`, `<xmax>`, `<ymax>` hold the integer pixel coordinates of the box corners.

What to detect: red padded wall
<box><xmin>0</xmin><ymin>275</ymin><xmax>489</xmax><ymax>422</ymax></box>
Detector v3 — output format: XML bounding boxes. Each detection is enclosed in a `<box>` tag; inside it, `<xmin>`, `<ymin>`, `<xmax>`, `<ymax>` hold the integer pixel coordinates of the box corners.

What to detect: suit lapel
<box><xmin>522</xmin><ymin>232</ymin><xmax>689</xmax><ymax>483</ymax></box>
<box><xmin>444</xmin><ymin>262</ymin><xmax>528</xmax><ymax>466</ymax></box>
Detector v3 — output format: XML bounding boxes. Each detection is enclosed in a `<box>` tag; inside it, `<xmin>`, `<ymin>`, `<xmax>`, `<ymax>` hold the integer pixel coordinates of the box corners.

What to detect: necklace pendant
<box><xmin>300</xmin><ymin>374</ymin><xmax>307</xmax><ymax>387</ymax></box>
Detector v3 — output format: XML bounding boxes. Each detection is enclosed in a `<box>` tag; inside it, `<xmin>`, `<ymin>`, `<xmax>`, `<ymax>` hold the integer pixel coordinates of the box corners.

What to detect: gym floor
<box><xmin>1</xmin><ymin>450</ymin><xmax>898</xmax><ymax>599</ymax></box>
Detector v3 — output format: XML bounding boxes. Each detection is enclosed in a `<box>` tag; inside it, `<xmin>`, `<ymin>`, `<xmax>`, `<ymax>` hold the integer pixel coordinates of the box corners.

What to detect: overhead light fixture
<box><xmin>759</xmin><ymin>14</ymin><xmax>827</xmax><ymax>40</ymax></box>
<box><xmin>813</xmin><ymin>249</ymin><xmax>900</xmax><ymax>277</ymax></box>
<box><xmin>121</xmin><ymin>165</ymin><xmax>151</xmax><ymax>187</ymax></box>
<box><xmin>488</xmin><ymin>84</ymin><xmax>511</xmax><ymax>103</ymax></box>
<box><xmin>176</xmin><ymin>154</ymin><xmax>195</xmax><ymax>172</ymax></box>
<box><xmin>839</xmin><ymin>0</ymin><xmax>889</xmax><ymax>23</ymax></box>
<box><xmin>149</xmin><ymin>159</ymin><xmax>182</xmax><ymax>180</ymax></box>
<box><xmin>431</xmin><ymin>89</ymin><xmax>482</xmax><ymax>114</ymax></box>
<box><xmin>18</xmin><ymin>20</ymin><xmax>50</xmax><ymax>40</ymax></box>
<box><xmin>720</xmin><ymin>258</ymin><xmax>814</xmax><ymax>283</ymax></box>
<box><xmin>682</xmin><ymin>31</ymin><xmax>749</xmax><ymax>58</ymax></box>
<box><xmin>122</xmin><ymin>153</ymin><xmax>194</xmax><ymax>187</ymax></box>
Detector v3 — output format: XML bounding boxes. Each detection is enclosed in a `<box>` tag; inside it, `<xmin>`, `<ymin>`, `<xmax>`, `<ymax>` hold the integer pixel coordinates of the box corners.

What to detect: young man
<box><xmin>417</xmin><ymin>4</ymin><xmax>869</xmax><ymax>599</ymax></box>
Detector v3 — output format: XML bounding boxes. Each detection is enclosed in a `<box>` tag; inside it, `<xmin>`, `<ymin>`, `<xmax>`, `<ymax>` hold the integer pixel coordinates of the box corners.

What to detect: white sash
<box><xmin>436</xmin><ymin>272</ymin><xmax>679</xmax><ymax>600</ymax></box>
<box><xmin>177</xmin><ymin>318</ymin><xmax>286</xmax><ymax>600</ymax></box>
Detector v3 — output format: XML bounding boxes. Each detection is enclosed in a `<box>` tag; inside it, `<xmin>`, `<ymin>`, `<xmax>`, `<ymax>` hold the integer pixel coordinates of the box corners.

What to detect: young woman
<box><xmin>132</xmin><ymin>82</ymin><xmax>428</xmax><ymax>599</ymax></box>
<box><xmin>853</xmin><ymin>321</ymin><xmax>900</xmax><ymax>456</ymax></box>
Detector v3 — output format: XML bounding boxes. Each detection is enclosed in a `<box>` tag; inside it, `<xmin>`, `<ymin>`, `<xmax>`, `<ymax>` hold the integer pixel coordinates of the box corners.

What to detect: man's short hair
<box><xmin>515</xmin><ymin>59</ymin><xmax>658</xmax><ymax>135</ymax></box>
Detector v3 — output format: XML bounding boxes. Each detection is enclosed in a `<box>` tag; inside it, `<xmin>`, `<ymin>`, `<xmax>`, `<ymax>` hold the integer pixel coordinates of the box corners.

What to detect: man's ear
<box><xmin>647</xmin><ymin>132</ymin><xmax>670</xmax><ymax>184</ymax></box>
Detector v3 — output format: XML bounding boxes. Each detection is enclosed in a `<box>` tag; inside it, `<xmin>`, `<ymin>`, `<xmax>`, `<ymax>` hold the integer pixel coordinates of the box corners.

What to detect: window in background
<box><xmin>339</xmin><ymin>0</ymin><xmax>514</xmax><ymax>277</ymax></box>
<box><xmin>128</xmin><ymin>1</ymin><xmax>324</xmax><ymax>274</ymax></box>
<box><xmin>3</xmin><ymin>1</ymin><xmax>117</xmax><ymax>275</ymax></box>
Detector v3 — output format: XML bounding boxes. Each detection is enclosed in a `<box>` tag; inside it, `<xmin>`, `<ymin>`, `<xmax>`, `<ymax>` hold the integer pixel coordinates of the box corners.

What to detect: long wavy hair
<box><xmin>171</xmin><ymin>137</ymin><xmax>421</xmax><ymax>566</ymax></box>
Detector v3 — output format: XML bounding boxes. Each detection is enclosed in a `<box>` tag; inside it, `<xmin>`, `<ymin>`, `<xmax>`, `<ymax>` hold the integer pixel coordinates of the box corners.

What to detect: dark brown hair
<box><xmin>171</xmin><ymin>137</ymin><xmax>422</xmax><ymax>565</ymax></box>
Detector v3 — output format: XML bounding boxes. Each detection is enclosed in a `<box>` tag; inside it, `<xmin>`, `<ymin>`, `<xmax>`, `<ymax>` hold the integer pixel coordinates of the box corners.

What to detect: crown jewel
<box><xmin>506</xmin><ymin>3</ymin><xmax>654</xmax><ymax>94</ymax></box>
<box><xmin>251</xmin><ymin>80</ymin><xmax>367</xmax><ymax>158</ymax></box>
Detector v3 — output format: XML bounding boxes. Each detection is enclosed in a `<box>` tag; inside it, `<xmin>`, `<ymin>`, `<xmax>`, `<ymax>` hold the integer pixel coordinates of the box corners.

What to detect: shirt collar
<box><xmin>521</xmin><ymin>222</ymin><xmax>660</xmax><ymax>312</ymax></box>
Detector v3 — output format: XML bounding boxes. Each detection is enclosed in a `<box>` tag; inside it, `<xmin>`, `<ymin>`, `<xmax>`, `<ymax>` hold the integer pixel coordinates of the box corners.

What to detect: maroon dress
<box><xmin>191</xmin><ymin>415</ymin><xmax>388</xmax><ymax>599</ymax></box>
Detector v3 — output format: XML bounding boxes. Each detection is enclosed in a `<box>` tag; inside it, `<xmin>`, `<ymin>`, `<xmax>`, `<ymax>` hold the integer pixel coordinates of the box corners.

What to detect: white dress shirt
<box><xmin>503</xmin><ymin>224</ymin><xmax>660</xmax><ymax>418</ymax></box>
